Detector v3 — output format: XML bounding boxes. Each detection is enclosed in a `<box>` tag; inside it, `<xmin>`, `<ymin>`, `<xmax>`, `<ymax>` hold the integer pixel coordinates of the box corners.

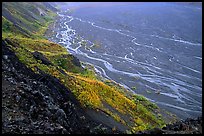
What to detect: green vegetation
<box><xmin>132</xmin><ymin>94</ymin><xmax>159</xmax><ymax>110</ymax></box>
<box><xmin>2</xmin><ymin>16</ymin><xmax>32</xmax><ymax>38</ymax></box>
<box><xmin>80</xmin><ymin>68</ymin><xmax>97</xmax><ymax>79</ymax></box>
<box><xmin>2</xmin><ymin>2</ymin><xmax>173</xmax><ymax>133</ymax></box>
<box><xmin>2</xmin><ymin>16</ymin><xmax>13</xmax><ymax>32</ymax></box>
<box><xmin>3</xmin><ymin>36</ymin><xmax>166</xmax><ymax>133</ymax></box>
<box><xmin>2</xmin><ymin>2</ymin><xmax>56</xmax><ymax>39</ymax></box>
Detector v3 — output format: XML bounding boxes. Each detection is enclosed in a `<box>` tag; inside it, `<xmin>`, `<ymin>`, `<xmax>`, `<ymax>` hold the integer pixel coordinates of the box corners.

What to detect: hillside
<box><xmin>3</xmin><ymin>2</ymin><xmax>201</xmax><ymax>134</ymax></box>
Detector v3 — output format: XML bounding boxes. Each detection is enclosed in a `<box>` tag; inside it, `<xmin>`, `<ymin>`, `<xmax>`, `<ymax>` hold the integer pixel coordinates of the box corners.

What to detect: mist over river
<box><xmin>47</xmin><ymin>2</ymin><xmax>202</xmax><ymax>119</ymax></box>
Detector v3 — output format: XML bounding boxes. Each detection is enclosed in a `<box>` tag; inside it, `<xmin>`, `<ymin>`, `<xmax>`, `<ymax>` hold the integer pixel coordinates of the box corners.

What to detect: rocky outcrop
<box><xmin>2</xmin><ymin>41</ymin><xmax>118</xmax><ymax>134</ymax></box>
<box><xmin>3</xmin><ymin>40</ymin><xmax>202</xmax><ymax>134</ymax></box>
<box><xmin>32</xmin><ymin>51</ymin><xmax>52</xmax><ymax>65</ymax></box>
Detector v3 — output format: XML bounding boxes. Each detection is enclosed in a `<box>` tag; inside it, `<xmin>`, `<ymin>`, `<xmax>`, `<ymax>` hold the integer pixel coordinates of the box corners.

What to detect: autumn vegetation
<box><xmin>2</xmin><ymin>2</ymin><xmax>173</xmax><ymax>133</ymax></box>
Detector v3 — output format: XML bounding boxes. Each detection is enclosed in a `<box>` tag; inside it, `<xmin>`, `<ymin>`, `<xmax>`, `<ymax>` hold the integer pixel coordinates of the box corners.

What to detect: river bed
<box><xmin>46</xmin><ymin>2</ymin><xmax>202</xmax><ymax>119</ymax></box>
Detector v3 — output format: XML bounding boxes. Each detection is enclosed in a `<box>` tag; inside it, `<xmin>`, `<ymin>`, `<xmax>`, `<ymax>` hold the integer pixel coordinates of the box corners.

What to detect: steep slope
<box><xmin>2</xmin><ymin>35</ymin><xmax>170</xmax><ymax>133</ymax></box>
<box><xmin>2</xmin><ymin>2</ymin><xmax>57</xmax><ymax>38</ymax></box>
<box><xmin>2</xmin><ymin>2</ymin><xmax>179</xmax><ymax>134</ymax></box>
<box><xmin>2</xmin><ymin>40</ymin><xmax>116</xmax><ymax>134</ymax></box>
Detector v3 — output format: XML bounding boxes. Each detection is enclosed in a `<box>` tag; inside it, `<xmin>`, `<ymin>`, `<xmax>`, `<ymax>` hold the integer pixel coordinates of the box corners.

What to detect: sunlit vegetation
<box><xmin>2</xmin><ymin>2</ymin><xmax>56</xmax><ymax>39</ymax></box>
<box><xmin>2</xmin><ymin>16</ymin><xmax>33</xmax><ymax>38</ymax></box>
<box><xmin>2</xmin><ymin>2</ymin><xmax>169</xmax><ymax>133</ymax></box>
<box><xmin>7</xmin><ymin>37</ymin><xmax>67</xmax><ymax>53</ymax></box>
<box><xmin>132</xmin><ymin>94</ymin><xmax>159</xmax><ymax>111</ymax></box>
<box><xmin>80</xmin><ymin>68</ymin><xmax>97</xmax><ymax>79</ymax></box>
<box><xmin>4</xmin><ymin>36</ymin><xmax>166</xmax><ymax>132</ymax></box>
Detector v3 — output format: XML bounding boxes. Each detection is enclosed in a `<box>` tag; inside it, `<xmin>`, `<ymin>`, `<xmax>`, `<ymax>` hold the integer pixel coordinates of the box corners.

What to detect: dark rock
<box><xmin>62</xmin><ymin>128</ymin><xmax>69</xmax><ymax>134</ymax></box>
<box><xmin>151</xmin><ymin>128</ymin><xmax>164</xmax><ymax>134</ymax></box>
<box><xmin>32</xmin><ymin>91</ymin><xmax>44</xmax><ymax>100</ymax></box>
<box><xmin>80</xmin><ymin>116</ymin><xmax>86</xmax><ymax>120</ymax></box>
<box><xmin>2</xmin><ymin>41</ymin><xmax>120</xmax><ymax>134</ymax></box>
<box><xmin>16</xmin><ymin>95</ymin><xmax>21</xmax><ymax>102</ymax></box>
<box><xmin>54</xmin><ymin>109</ymin><xmax>68</xmax><ymax>127</ymax></box>
<box><xmin>179</xmin><ymin>123</ymin><xmax>188</xmax><ymax>131</ymax></box>
<box><xmin>70</xmin><ymin>54</ymin><xmax>81</xmax><ymax>67</ymax></box>
<box><xmin>32</xmin><ymin>51</ymin><xmax>52</xmax><ymax>65</ymax></box>
<box><xmin>173</xmin><ymin>126</ymin><xmax>179</xmax><ymax>131</ymax></box>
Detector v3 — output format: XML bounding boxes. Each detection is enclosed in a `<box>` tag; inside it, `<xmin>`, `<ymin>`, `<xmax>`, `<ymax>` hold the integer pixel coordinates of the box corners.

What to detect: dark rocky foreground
<box><xmin>2</xmin><ymin>41</ymin><xmax>202</xmax><ymax>134</ymax></box>
<box><xmin>2</xmin><ymin>41</ymin><xmax>117</xmax><ymax>134</ymax></box>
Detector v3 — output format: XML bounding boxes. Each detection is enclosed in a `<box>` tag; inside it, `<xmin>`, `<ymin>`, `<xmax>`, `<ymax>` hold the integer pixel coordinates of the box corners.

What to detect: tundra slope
<box><xmin>2</xmin><ymin>2</ymin><xmax>201</xmax><ymax>134</ymax></box>
<box><xmin>2</xmin><ymin>40</ymin><xmax>117</xmax><ymax>134</ymax></box>
<box><xmin>2</xmin><ymin>40</ymin><xmax>202</xmax><ymax>134</ymax></box>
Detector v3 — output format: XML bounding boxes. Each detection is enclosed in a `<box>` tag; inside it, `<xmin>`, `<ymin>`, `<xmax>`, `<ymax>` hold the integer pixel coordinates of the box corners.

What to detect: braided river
<box><xmin>47</xmin><ymin>2</ymin><xmax>202</xmax><ymax>119</ymax></box>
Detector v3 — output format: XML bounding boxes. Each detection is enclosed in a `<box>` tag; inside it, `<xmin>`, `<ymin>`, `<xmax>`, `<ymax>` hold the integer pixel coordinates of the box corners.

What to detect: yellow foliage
<box><xmin>78</xmin><ymin>90</ymin><xmax>102</xmax><ymax>108</ymax></box>
<box><xmin>4</xmin><ymin>36</ymin><xmax>166</xmax><ymax>133</ymax></box>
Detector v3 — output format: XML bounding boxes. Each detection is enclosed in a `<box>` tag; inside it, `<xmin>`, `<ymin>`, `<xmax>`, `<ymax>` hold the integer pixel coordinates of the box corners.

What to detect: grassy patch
<box><xmin>2</xmin><ymin>16</ymin><xmax>13</xmax><ymax>32</ymax></box>
<box><xmin>132</xmin><ymin>94</ymin><xmax>159</xmax><ymax>110</ymax></box>
<box><xmin>2</xmin><ymin>3</ymin><xmax>169</xmax><ymax>132</ymax></box>
<box><xmin>4</xmin><ymin>36</ymin><xmax>167</xmax><ymax>133</ymax></box>
<box><xmin>2</xmin><ymin>2</ymin><xmax>57</xmax><ymax>39</ymax></box>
